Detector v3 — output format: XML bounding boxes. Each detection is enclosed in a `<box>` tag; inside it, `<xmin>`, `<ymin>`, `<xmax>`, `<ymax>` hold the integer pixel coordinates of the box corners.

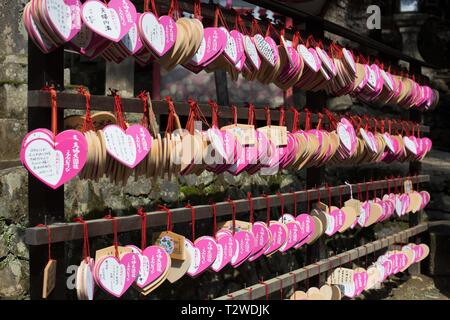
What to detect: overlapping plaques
<box><xmin>24</xmin><ymin>0</ymin><xmax>439</xmax><ymax>110</ymax></box>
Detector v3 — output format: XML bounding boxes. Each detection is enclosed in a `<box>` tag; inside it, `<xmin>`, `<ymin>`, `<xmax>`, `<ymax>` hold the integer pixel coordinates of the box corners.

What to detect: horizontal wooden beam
<box><xmin>27</xmin><ymin>91</ymin><xmax>430</xmax><ymax>133</ymax></box>
<box><xmin>24</xmin><ymin>175</ymin><xmax>429</xmax><ymax>245</ymax></box>
<box><xmin>215</xmin><ymin>221</ymin><xmax>432</xmax><ymax>300</ymax></box>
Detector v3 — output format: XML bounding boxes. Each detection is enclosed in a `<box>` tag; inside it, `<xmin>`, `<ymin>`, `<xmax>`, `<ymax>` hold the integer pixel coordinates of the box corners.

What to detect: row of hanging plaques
<box><xmin>39</xmin><ymin>177</ymin><xmax>430</xmax><ymax>299</ymax></box>
<box><xmin>21</xmin><ymin>88</ymin><xmax>432</xmax><ymax>189</ymax></box>
<box><xmin>24</xmin><ymin>0</ymin><xmax>438</xmax><ymax>110</ymax></box>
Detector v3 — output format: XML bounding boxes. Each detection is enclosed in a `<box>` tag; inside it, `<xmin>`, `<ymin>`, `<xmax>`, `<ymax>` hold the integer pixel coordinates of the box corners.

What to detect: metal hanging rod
<box><xmin>27</xmin><ymin>90</ymin><xmax>430</xmax><ymax>133</ymax></box>
<box><xmin>24</xmin><ymin>175</ymin><xmax>429</xmax><ymax>246</ymax></box>
<box><xmin>215</xmin><ymin>221</ymin><xmax>443</xmax><ymax>300</ymax></box>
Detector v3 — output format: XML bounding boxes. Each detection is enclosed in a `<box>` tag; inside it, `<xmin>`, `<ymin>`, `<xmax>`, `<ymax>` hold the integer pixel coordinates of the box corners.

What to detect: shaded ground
<box><xmin>359</xmin><ymin>274</ymin><xmax>449</xmax><ymax>300</ymax></box>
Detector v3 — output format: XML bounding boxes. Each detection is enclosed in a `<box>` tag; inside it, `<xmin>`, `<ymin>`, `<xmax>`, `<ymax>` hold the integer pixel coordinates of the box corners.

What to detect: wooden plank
<box><xmin>27</xmin><ymin>42</ymin><xmax>66</xmax><ymax>300</ymax></box>
<box><xmin>24</xmin><ymin>175</ymin><xmax>429</xmax><ymax>245</ymax></box>
<box><xmin>215</xmin><ymin>222</ymin><xmax>430</xmax><ymax>300</ymax></box>
<box><xmin>27</xmin><ymin>90</ymin><xmax>430</xmax><ymax>133</ymax></box>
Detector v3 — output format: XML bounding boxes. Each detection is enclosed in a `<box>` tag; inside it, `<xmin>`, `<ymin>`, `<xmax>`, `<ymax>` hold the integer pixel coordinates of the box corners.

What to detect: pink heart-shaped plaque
<box><xmin>243</xmin><ymin>35</ymin><xmax>261</xmax><ymax>70</ymax></box>
<box><xmin>138</xmin><ymin>13</ymin><xmax>177</xmax><ymax>57</ymax></box>
<box><xmin>211</xmin><ymin>232</ymin><xmax>235</xmax><ymax>272</ymax></box>
<box><xmin>325</xmin><ymin>209</ymin><xmax>346</xmax><ymax>236</ymax></box>
<box><xmin>419</xmin><ymin>191</ymin><xmax>430</xmax><ymax>209</ymax></box>
<box><xmin>94</xmin><ymin>252</ymin><xmax>140</xmax><ymax>298</ymax></box>
<box><xmin>395</xmin><ymin>194</ymin><xmax>410</xmax><ymax>216</ymax></box>
<box><xmin>264</xmin><ymin>222</ymin><xmax>287</xmax><ymax>255</ymax></box>
<box><xmin>357</xmin><ymin>201</ymin><xmax>371</xmax><ymax>227</ymax></box>
<box><xmin>120</xmin><ymin>14</ymin><xmax>143</xmax><ymax>55</ymax></box>
<box><xmin>231</xmin><ymin>30</ymin><xmax>246</xmax><ymax>71</ymax></box>
<box><xmin>397</xmin><ymin>252</ymin><xmax>409</xmax><ymax>271</ymax></box>
<box><xmin>253</xmin><ymin>34</ymin><xmax>279</xmax><ymax>67</ymax></box>
<box><xmin>353</xmin><ymin>271</ymin><xmax>368</xmax><ymax>296</ymax></box>
<box><xmin>103</xmin><ymin>124</ymin><xmax>152</xmax><ymax>168</ymax></box>
<box><xmin>220</xmin><ymin>27</ymin><xmax>238</xmax><ymax>65</ymax></box>
<box><xmin>43</xmin><ymin>0</ymin><xmax>82</xmax><ymax>42</ymax></box>
<box><xmin>190</xmin><ymin>27</ymin><xmax>227</xmax><ymax>67</ymax></box>
<box><xmin>82</xmin><ymin>0</ymin><xmax>137</xmax><ymax>42</ymax></box>
<box><xmin>231</xmin><ymin>231</ymin><xmax>255</xmax><ymax>267</ymax></box>
<box><xmin>24</xmin><ymin>3</ymin><xmax>58</xmax><ymax>53</ymax></box>
<box><xmin>279</xmin><ymin>214</ymin><xmax>303</xmax><ymax>252</ymax></box>
<box><xmin>412</xmin><ymin>245</ymin><xmax>424</xmax><ymax>262</ymax></box>
<box><xmin>185</xmin><ymin>237</ymin><xmax>218</xmax><ymax>277</ymax></box>
<box><xmin>294</xmin><ymin>214</ymin><xmax>315</xmax><ymax>249</ymax></box>
<box><xmin>127</xmin><ymin>245</ymin><xmax>169</xmax><ymax>289</ymax></box>
<box><xmin>388</xmin><ymin>253</ymin><xmax>400</xmax><ymax>274</ymax></box>
<box><xmin>248</xmin><ymin>222</ymin><xmax>271</xmax><ymax>262</ymax></box>
<box><xmin>21</xmin><ymin>129</ymin><xmax>87</xmax><ymax>189</ymax></box>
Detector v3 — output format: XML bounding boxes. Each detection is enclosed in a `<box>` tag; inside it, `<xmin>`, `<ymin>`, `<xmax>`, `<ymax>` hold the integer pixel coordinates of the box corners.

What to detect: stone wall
<box><xmin>0</xmin><ymin>0</ymin><xmax>30</xmax><ymax>299</ymax></box>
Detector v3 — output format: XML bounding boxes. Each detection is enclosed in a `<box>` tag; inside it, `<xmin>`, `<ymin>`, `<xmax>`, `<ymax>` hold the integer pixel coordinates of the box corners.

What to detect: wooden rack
<box><xmin>24</xmin><ymin>0</ymin><xmax>436</xmax><ymax>300</ymax></box>
<box><xmin>215</xmin><ymin>220</ymin><xmax>449</xmax><ymax>300</ymax></box>
<box><xmin>28</xmin><ymin>90</ymin><xmax>430</xmax><ymax>133</ymax></box>
<box><xmin>24</xmin><ymin>175</ymin><xmax>430</xmax><ymax>245</ymax></box>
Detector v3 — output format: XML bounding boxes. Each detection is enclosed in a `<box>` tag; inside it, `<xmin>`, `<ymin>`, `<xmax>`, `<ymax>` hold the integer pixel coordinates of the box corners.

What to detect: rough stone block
<box><xmin>0</xmin><ymin>56</ymin><xmax>27</xmax><ymax>84</ymax></box>
<box><xmin>0</xmin><ymin>83</ymin><xmax>27</xmax><ymax>119</ymax></box>
<box><xmin>0</xmin><ymin>119</ymin><xmax>26</xmax><ymax>161</ymax></box>
<box><xmin>0</xmin><ymin>223</ymin><xmax>28</xmax><ymax>259</ymax></box>
<box><xmin>0</xmin><ymin>166</ymin><xmax>28</xmax><ymax>224</ymax></box>
<box><xmin>0</xmin><ymin>0</ymin><xmax>28</xmax><ymax>57</ymax></box>
<box><xmin>0</xmin><ymin>254</ymin><xmax>29</xmax><ymax>299</ymax></box>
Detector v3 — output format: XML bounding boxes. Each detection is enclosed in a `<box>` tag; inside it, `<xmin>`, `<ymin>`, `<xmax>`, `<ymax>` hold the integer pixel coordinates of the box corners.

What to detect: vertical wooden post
<box><xmin>28</xmin><ymin>41</ymin><xmax>66</xmax><ymax>299</ymax></box>
<box><xmin>214</xmin><ymin>70</ymin><xmax>230</xmax><ymax>128</ymax></box>
<box><xmin>408</xmin><ymin>62</ymin><xmax>423</xmax><ymax>275</ymax></box>
<box><xmin>214</xmin><ymin>70</ymin><xmax>229</xmax><ymax>106</ymax></box>
<box><xmin>305</xmin><ymin>20</ymin><xmax>327</xmax><ymax>283</ymax></box>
